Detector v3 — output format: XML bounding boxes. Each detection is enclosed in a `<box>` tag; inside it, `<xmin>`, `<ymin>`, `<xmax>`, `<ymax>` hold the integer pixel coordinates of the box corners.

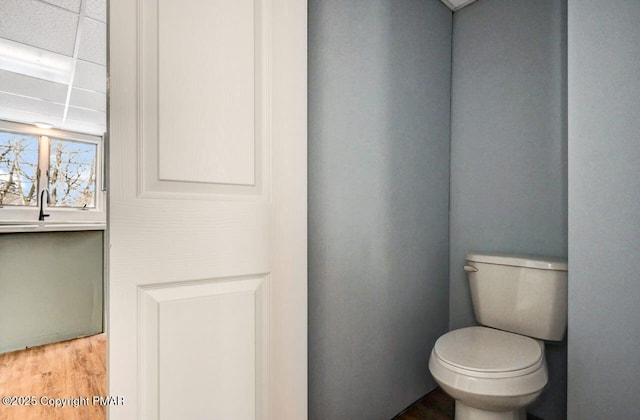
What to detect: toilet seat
<box><xmin>429</xmin><ymin>326</ymin><xmax>548</xmax><ymax>403</ymax></box>
<box><xmin>433</xmin><ymin>326</ymin><xmax>544</xmax><ymax>379</ymax></box>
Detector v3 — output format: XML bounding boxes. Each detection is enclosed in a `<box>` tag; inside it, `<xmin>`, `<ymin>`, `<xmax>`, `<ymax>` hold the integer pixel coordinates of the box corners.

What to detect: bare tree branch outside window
<box><xmin>48</xmin><ymin>139</ymin><xmax>97</xmax><ymax>208</ymax></box>
<box><xmin>0</xmin><ymin>132</ymin><xmax>38</xmax><ymax>206</ymax></box>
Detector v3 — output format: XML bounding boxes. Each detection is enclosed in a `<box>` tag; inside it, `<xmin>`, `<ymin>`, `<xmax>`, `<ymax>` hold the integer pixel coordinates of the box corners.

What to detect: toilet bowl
<box><xmin>429</xmin><ymin>326</ymin><xmax>548</xmax><ymax>420</ymax></box>
<box><xmin>428</xmin><ymin>253</ymin><xmax>567</xmax><ymax>420</ymax></box>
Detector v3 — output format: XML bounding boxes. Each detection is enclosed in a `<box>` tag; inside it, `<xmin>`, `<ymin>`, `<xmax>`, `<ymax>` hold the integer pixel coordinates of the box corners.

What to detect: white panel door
<box><xmin>108</xmin><ymin>0</ymin><xmax>307</xmax><ymax>418</ymax></box>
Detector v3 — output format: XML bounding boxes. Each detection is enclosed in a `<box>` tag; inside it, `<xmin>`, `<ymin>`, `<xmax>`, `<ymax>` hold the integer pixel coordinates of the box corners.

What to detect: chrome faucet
<box><xmin>39</xmin><ymin>189</ymin><xmax>50</xmax><ymax>221</ymax></box>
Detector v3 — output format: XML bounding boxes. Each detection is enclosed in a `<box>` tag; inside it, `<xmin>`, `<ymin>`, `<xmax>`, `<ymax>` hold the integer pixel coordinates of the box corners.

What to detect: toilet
<box><xmin>429</xmin><ymin>253</ymin><xmax>568</xmax><ymax>420</ymax></box>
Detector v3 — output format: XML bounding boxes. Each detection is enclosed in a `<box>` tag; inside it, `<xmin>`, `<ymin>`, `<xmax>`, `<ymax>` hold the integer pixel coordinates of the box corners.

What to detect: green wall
<box><xmin>0</xmin><ymin>230</ymin><xmax>103</xmax><ymax>353</ymax></box>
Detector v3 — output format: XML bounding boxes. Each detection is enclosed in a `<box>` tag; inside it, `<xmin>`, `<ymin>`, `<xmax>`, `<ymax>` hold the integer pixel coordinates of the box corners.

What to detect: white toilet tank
<box><xmin>465</xmin><ymin>253</ymin><xmax>568</xmax><ymax>341</ymax></box>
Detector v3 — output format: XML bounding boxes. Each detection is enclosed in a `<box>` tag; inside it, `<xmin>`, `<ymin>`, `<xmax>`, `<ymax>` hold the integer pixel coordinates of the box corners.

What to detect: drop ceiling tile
<box><xmin>0</xmin><ymin>69</ymin><xmax>67</xmax><ymax>104</ymax></box>
<box><xmin>69</xmin><ymin>88</ymin><xmax>106</xmax><ymax>112</ymax></box>
<box><xmin>40</xmin><ymin>0</ymin><xmax>82</xmax><ymax>13</ymax></box>
<box><xmin>85</xmin><ymin>0</ymin><xmax>107</xmax><ymax>23</ymax></box>
<box><xmin>0</xmin><ymin>91</ymin><xmax>65</xmax><ymax>120</ymax></box>
<box><xmin>0</xmin><ymin>105</ymin><xmax>64</xmax><ymax>128</ymax></box>
<box><xmin>58</xmin><ymin>118</ymin><xmax>104</xmax><ymax>135</ymax></box>
<box><xmin>78</xmin><ymin>17</ymin><xmax>106</xmax><ymax>65</ymax></box>
<box><xmin>65</xmin><ymin>107</ymin><xmax>105</xmax><ymax>134</ymax></box>
<box><xmin>66</xmin><ymin>106</ymin><xmax>105</xmax><ymax>127</ymax></box>
<box><xmin>73</xmin><ymin>60</ymin><xmax>106</xmax><ymax>93</ymax></box>
<box><xmin>0</xmin><ymin>0</ymin><xmax>79</xmax><ymax>56</ymax></box>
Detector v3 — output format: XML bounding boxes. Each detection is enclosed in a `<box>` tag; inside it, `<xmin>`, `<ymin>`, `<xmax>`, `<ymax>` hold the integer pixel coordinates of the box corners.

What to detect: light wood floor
<box><xmin>0</xmin><ymin>333</ymin><xmax>106</xmax><ymax>420</ymax></box>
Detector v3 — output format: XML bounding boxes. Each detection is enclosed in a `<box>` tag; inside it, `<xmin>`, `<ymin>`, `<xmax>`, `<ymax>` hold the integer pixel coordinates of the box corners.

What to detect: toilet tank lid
<box><xmin>466</xmin><ymin>253</ymin><xmax>567</xmax><ymax>271</ymax></box>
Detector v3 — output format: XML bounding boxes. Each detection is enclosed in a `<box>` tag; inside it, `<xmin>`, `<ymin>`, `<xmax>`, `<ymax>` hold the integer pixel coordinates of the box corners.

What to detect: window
<box><xmin>48</xmin><ymin>138</ymin><xmax>98</xmax><ymax>208</ymax></box>
<box><xmin>0</xmin><ymin>131</ymin><xmax>39</xmax><ymax>207</ymax></box>
<box><xmin>0</xmin><ymin>120</ymin><xmax>105</xmax><ymax>225</ymax></box>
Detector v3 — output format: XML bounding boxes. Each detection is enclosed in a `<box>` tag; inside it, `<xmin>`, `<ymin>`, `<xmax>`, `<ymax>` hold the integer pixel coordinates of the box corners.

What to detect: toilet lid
<box><xmin>434</xmin><ymin>326</ymin><xmax>543</xmax><ymax>373</ymax></box>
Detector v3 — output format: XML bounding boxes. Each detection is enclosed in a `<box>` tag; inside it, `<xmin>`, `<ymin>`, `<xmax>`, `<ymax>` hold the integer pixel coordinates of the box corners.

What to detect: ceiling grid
<box><xmin>0</xmin><ymin>0</ymin><xmax>106</xmax><ymax>134</ymax></box>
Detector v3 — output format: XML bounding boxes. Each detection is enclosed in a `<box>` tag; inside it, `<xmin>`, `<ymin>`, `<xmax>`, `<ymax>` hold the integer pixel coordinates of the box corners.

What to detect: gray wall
<box><xmin>567</xmin><ymin>0</ymin><xmax>640</xmax><ymax>418</ymax></box>
<box><xmin>448</xmin><ymin>1</ymin><xmax>567</xmax><ymax>419</ymax></box>
<box><xmin>0</xmin><ymin>231</ymin><xmax>103</xmax><ymax>353</ymax></box>
<box><xmin>308</xmin><ymin>0</ymin><xmax>452</xmax><ymax>418</ymax></box>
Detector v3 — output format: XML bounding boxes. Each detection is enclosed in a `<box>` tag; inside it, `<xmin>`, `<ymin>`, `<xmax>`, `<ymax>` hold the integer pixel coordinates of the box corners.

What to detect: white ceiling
<box><xmin>0</xmin><ymin>0</ymin><xmax>106</xmax><ymax>135</ymax></box>
<box><xmin>440</xmin><ymin>0</ymin><xmax>479</xmax><ymax>12</ymax></box>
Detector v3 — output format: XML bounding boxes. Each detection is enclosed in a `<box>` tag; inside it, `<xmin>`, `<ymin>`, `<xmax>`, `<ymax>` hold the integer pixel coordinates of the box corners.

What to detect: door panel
<box><xmin>108</xmin><ymin>0</ymin><xmax>307</xmax><ymax>418</ymax></box>
<box><xmin>139</xmin><ymin>275</ymin><xmax>269</xmax><ymax>419</ymax></box>
<box><xmin>157</xmin><ymin>0</ymin><xmax>255</xmax><ymax>186</ymax></box>
<box><xmin>140</xmin><ymin>0</ymin><xmax>264</xmax><ymax>196</ymax></box>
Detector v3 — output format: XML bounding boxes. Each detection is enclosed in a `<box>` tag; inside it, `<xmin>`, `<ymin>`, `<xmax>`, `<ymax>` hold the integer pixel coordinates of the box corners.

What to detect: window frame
<box><xmin>0</xmin><ymin>119</ymin><xmax>105</xmax><ymax>225</ymax></box>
